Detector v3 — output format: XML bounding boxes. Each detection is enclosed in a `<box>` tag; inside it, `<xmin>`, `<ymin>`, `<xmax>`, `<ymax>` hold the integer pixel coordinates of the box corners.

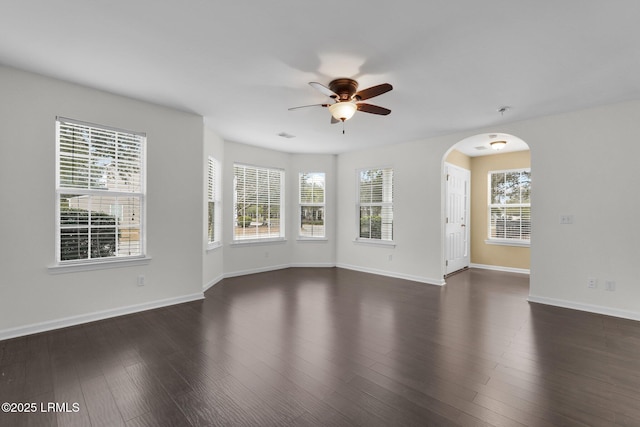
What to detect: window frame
<box><xmin>207</xmin><ymin>156</ymin><xmax>222</xmax><ymax>250</ymax></box>
<box><xmin>486</xmin><ymin>167</ymin><xmax>531</xmax><ymax>247</ymax></box>
<box><xmin>355</xmin><ymin>166</ymin><xmax>394</xmax><ymax>244</ymax></box>
<box><xmin>54</xmin><ymin>117</ymin><xmax>147</xmax><ymax>267</ymax></box>
<box><xmin>298</xmin><ymin>172</ymin><xmax>326</xmax><ymax>240</ymax></box>
<box><xmin>232</xmin><ymin>163</ymin><xmax>285</xmax><ymax>244</ymax></box>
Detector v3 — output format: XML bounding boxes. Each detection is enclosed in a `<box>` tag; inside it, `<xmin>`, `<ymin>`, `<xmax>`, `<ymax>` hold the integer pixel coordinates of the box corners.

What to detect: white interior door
<box><xmin>445</xmin><ymin>163</ymin><xmax>470</xmax><ymax>275</ymax></box>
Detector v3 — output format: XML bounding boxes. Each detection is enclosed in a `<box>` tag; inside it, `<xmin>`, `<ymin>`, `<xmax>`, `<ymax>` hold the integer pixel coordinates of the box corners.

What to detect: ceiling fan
<box><xmin>289</xmin><ymin>78</ymin><xmax>393</xmax><ymax>125</ymax></box>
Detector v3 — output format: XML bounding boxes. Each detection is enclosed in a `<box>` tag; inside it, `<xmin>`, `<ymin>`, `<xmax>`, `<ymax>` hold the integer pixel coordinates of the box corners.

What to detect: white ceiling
<box><xmin>2</xmin><ymin>1</ymin><xmax>639</xmax><ymax>154</ymax></box>
<box><xmin>452</xmin><ymin>133</ymin><xmax>529</xmax><ymax>157</ymax></box>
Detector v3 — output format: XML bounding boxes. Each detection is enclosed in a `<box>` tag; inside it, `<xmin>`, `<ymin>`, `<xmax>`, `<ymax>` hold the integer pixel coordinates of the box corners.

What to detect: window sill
<box><xmin>230</xmin><ymin>238</ymin><xmax>287</xmax><ymax>247</ymax></box>
<box><xmin>206</xmin><ymin>242</ymin><xmax>222</xmax><ymax>253</ymax></box>
<box><xmin>485</xmin><ymin>239</ymin><xmax>530</xmax><ymax>248</ymax></box>
<box><xmin>353</xmin><ymin>238</ymin><xmax>396</xmax><ymax>248</ymax></box>
<box><xmin>297</xmin><ymin>237</ymin><xmax>328</xmax><ymax>242</ymax></box>
<box><xmin>48</xmin><ymin>256</ymin><xmax>152</xmax><ymax>274</ymax></box>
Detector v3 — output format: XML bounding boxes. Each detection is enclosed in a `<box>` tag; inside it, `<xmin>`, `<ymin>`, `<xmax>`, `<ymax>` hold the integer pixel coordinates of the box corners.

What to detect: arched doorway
<box><xmin>443</xmin><ymin>133</ymin><xmax>531</xmax><ymax>278</ymax></box>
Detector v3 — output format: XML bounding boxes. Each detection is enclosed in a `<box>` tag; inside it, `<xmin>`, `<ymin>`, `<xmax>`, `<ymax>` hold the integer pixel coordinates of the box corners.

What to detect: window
<box><xmin>299</xmin><ymin>172</ymin><xmax>325</xmax><ymax>238</ymax></box>
<box><xmin>207</xmin><ymin>156</ymin><xmax>222</xmax><ymax>248</ymax></box>
<box><xmin>488</xmin><ymin>169</ymin><xmax>531</xmax><ymax>244</ymax></box>
<box><xmin>357</xmin><ymin>167</ymin><xmax>393</xmax><ymax>241</ymax></box>
<box><xmin>56</xmin><ymin>117</ymin><xmax>145</xmax><ymax>263</ymax></box>
<box><xmin>233</xmin><ymin>163</ymin><xmax>284</xmax><ymax>241</ymax></box>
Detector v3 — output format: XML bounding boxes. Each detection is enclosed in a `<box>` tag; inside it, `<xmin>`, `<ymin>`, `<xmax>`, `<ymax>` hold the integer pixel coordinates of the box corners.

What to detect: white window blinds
<box><xmin>56</xmin><ymin>118</ymin><xmax>145</xmax><ymax>262</ymax></box>
<box><xmin>207</xmin><ymin>156</ymin><xmax>221</xmax><ymax>245</ymax></box>
<box><xmin>358</xmin><ymin>167</ymin><xmax>393</xmax><ymax>241</ymax></box>
<box><xmin>233</xmin><ymin>164</ymin><xmax>284</xmax><ymax>241</ymax></box>
<box><xmin>488</xmin><ymin>169</ymin><xmax>531</xmax><ymax>242</ymax></box>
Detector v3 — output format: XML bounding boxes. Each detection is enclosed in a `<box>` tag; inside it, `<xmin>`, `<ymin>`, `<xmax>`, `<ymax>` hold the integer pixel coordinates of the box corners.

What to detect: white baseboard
<box><xmin>289</xmin><ymin>262</ymin><xmax>336</xmax><ymax>268</ymax></box>
<box><xmin>223</xmin><ymin>264</ymin><xmax>291</xmax><ymax>279</ymax></box>
<box><xmin>0</xmin><ymin>292</ymin><xmax>205</xmax><ymax>341</ymax></box>
<box><xmin>470</xmin><ymin>263</ymin><xmax>530</xmax><ymax>275</ymax></box>
<box><xmin>336</xmin><ymin>263</ymin><xmax>445</xmax><ymax>286</ymax></box>
<box><xmin>528</xmin><ymin>295</ymin><xmax>640</xmax><ymax>322</ymax></box>
<box><xmin>203</xmin><ymin>274</ymin><xmax>224</xmax><ymax>292</ymax></box>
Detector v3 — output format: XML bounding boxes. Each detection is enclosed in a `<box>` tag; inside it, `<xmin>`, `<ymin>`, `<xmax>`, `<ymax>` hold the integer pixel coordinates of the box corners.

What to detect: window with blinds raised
<box><xmin>488</xmin><ymin>169</ymin><xmax>531</xmax><ymax>243</ymax></box>
<box><xmin>56</xmin><ymin>118</ymin><xmax>145</xmax><ymax>263</ymax></box>
<box><xmin>357</xmin><ymin>167</ymin><xmax>393</xmax><ymax>241</ymax></box>
<box><xmin>207</xmin><ymin>156</ymin><xmax>222</xmax><ymax>247</ymax></box>
<box><xmin>299</xmin><ymin>172</ymin><xmax>325</xmax><ymax>238</ymax></box>
<box><xmin>233</xmin><ymin>164</ymin><xmax>284</xmax><ymax>241</ymax></box>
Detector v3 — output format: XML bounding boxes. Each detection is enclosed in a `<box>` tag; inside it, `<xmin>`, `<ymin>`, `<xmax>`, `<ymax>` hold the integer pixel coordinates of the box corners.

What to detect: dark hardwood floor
<box><xmin>2</xmin><ymin>267</ymin><xmax>640</xmax><ymax>426</ymax></box>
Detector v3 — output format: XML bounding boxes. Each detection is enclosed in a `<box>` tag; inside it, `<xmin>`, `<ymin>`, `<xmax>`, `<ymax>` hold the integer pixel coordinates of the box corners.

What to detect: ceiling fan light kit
<box><xmin>328</xmin><ymin>101</ymin><xmax>357</xmax><ymax>121</ymax></box>
<box><xmin>289</xmin><ymin>78</ymin><xmax>393</xmax><ymax>131</ymax></box>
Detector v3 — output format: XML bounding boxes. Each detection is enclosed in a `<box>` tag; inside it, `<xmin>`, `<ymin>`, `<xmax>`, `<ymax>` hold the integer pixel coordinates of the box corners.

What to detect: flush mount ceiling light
<box><xmin>490</xmin><ymin>140</ymin><xmax>507</xmax><ymax>150</ymax></box>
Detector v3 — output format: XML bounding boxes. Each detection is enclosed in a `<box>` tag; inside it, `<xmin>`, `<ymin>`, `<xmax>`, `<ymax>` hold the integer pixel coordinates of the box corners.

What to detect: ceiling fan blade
<box><xmin>288</xmin><ymin>103</ymin><xmax>329</xmax><ymax>111</ymax></box>
<box><xmin>355</xmin><ymin>83</ymin><xmax>393</xmax><ymax>101</ymax></box>
<box><xmin>309</xmin><ymin>82</ymin><xmax>338</xmax><ymax>98</ymax></box>
<box><xmin>357</xmin><ymin>103</ymin><xmax>391</xmax><ymax>115</ymax></box>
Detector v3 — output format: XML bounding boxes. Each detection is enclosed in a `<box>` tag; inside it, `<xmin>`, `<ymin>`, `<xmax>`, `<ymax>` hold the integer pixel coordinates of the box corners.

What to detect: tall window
<box><xmin>357</xmin><ymin>167</ymin><xmax>393</xmax><ymax>241</ymax></box>
<box><xmin>488</xmin><ymin>169</ymin><xmax>531</xmax><ymax>243</ymax></box>
<box><xmin>56</xmin><ymin>117</ymin><xmax>145</xmax><ymax>263</ymax></box>
<box><xmin>233</xmin><ymin>164</ymin><xmax>284</xmax><ymax>241</ymax></box>
<box><xmin>299</xmin><ymin>172</ymin><xmax>325</xmax><ymax>238</ymax></box>
<box><xmin>207</xmin><ymin>156</ymin><xmax>221</xmax><ymax>247</ymax></box>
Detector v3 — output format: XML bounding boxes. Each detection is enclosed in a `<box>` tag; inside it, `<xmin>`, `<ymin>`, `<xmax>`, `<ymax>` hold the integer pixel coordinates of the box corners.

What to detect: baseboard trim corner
<box><xmin>223</xmin><ymin>264</ymin><xmax>291</xmax><ymax>279</ymax></box>
<box><xmin>203</xmin><ymin>274</ymin><xmax>224</xmax><ymax>292</ymax></box>
<box><xmin>470</xmin><ymin>263</ymin><xmax>530</xmax><ymax>275</ymax></box>
<box><xmin>336</xmin><ymin>263</ymin><xmax>445</xmax><ymax>286</ymax></box>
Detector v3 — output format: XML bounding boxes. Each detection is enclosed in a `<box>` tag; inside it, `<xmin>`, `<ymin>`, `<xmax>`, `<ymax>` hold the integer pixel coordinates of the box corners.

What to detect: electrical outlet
<box><xmin>137</xmin><ymin>275</ymin><xmax>145</xmax><ymax>287</ymax></box>
<box><xmin>587</xmin><ymin>278</ymin><xmax>597</xmax><ymax>289</ymax></box>
<box><xmin>388</xmin><ymin>254</ymin><xmax>393</xmax><ymax>261</ymax></box>
<box><xmin>605</xmin><ymin>280</ymin><xmax>616</xmax><ymax>292</ymax></box>
<box><xmin>264</xmin><ymin>251</ymin><xmax>269</xmax><ymax>258</ymax></box>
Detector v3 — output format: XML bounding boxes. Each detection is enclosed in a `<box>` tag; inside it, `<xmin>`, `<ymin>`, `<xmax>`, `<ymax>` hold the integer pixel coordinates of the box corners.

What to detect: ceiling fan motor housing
<box><xmin>329</xmin><ymin>78</ymin><xmax>359</xmax><ymax>101</ymax></box>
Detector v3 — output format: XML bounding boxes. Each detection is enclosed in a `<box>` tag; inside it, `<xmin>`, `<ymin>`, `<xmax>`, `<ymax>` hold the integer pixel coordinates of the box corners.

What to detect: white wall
<box><xmin>336</xmin><ymin>141</ymin><xmax>450</xmax><ymax>285</ymax></box>
<box><xmin>2</xmin><ymin>64</ymin><xmax>639</xmax><ymax>338</ymax></box>
<box><xmin>221</xmin><ymin>143</ymin><xmax>337</xmax><ymax>277</ymax></box>
<box><xmin>335</xmin><ymin>100</ymin><xmax>640</xmax><ymax>320</ymax></box>
<box><xmin>0</xmin><ymin>66</ymin><xmax>205</xmax><ymax>339</ymax></box>
<box><xmin>289</xmin><ymin>154</ymin><xmax>337</xmax><ymax>268</ymax></box>
<box><xmin>508</xmin><ymin>102</ymin><xmax>640</xmax><ymax>319</ymax></box>
<box><xmin>222</xmin><ymin>141</ymin><xmax>293</xmax><ymax>276</ymax></box>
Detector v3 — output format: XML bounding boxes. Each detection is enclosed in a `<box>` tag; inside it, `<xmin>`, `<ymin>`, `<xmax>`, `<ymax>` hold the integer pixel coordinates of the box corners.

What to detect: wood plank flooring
<box><xmin>2</xmin><ymin>267</ymin><xmax>640</xmax><ymax>426</ymax></box>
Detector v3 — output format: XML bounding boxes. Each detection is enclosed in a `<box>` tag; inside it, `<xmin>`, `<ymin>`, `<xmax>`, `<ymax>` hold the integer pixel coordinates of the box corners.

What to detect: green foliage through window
<box><xmin>489</xmin><ymin>169</ymin><xmax>531</xmax><ymax>241</ymax></box>
<box><xmin>299</xmin><ymin>173</ymin><xmax>325</xmax><ymax>238</ymax></box>
<box><xmin>56</xmin><ymin>118</ymin><xmax>144</xmax><ymax>263</ymax></box>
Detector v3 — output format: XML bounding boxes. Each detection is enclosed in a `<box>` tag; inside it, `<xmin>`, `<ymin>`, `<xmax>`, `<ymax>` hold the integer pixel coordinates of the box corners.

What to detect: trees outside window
<box><xmin>299</xmin><ymin>172</ymin><xmax>325</xmax><ymax>238</ymax></box>
<box><xmin>233</xmin><ymin>164</ymin><xmax>284</xmax><ymax>241</ymax></box>
<box><xmin>56</xmin><ymin>118</ymin><xmax>145</xmax><ymax>263</ymax></box>
<box><xmin>488</xmin><ymin>169</ymin><xmax>531</xmax><ymax>243</ymax></box>
<box><xmin>357</xmin><ymin>167</ymin><xmax>393</xmax><ymax>241</ymax></box>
